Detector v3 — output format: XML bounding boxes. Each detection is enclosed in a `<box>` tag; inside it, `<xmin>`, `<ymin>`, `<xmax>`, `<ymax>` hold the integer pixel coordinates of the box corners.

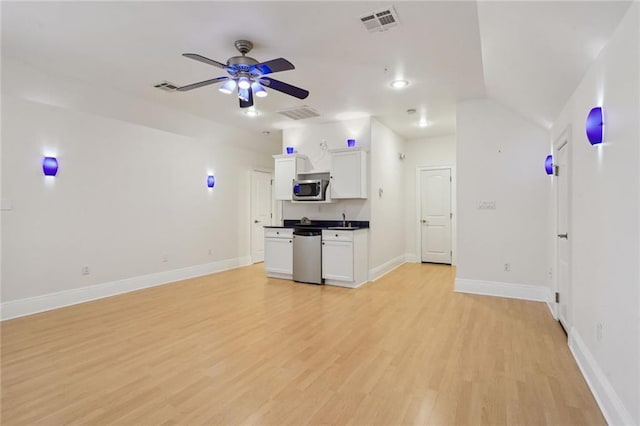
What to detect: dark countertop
<box><xmin>264</xmin><ymin>220</ymin><xmax>370</xmax><ymax>231</ymax></box>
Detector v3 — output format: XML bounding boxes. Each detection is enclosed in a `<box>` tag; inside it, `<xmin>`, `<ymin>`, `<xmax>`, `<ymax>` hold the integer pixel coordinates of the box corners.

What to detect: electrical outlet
<box><xmin>162</xmin><ymin>254</ymin><xmax>168</xmax><ymax>263</ymax></box>
<box><xmin>81</xmin><ymin>266</ymin><xmax>90</xmax><ymax>276</ymax></box>
<box><xmin>596</xmin><ymin>323</ymin><xmax>603</xmax><ymax>342</ymax></box>
<box><xmin>504</xmin><ymin>263</ymin><xmax>511</xmax><ymax>272</ymax></box>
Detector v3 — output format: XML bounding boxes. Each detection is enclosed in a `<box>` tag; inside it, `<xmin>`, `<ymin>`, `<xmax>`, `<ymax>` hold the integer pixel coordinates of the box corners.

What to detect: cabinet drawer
<box><xmin>321</xmin><ymin>230</ymin><xmax>354</xmax><ymax>242</ymax></box>
<box><xmin>265</xmin><ymin>228</ymin><xmax>293</xmax><ymax>239</ymax></box>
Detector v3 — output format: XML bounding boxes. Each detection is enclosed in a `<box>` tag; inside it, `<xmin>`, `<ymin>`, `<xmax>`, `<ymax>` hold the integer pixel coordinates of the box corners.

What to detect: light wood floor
<box><xmin>1</xmin><ymin>263</ymin><xmax>603</xmax><ymax>425</ymax></box>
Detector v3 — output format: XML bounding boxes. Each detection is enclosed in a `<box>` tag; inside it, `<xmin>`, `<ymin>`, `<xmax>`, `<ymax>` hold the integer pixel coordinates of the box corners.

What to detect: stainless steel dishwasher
<box><xmin>292</xmin><ymin>228</ymin><xmax>323</xmax><ymax>285</ymax></box>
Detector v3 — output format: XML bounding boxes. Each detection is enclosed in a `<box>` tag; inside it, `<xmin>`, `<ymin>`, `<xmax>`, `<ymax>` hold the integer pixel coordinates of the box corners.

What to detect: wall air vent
<box><xmin>360</xmin><ymin>6</ymin><xmax>399</xmax><ymax>33</ymax></box>
<box><xmin>154</xmin><ymin>81</ymin><xmax>178</xmax><ymax>92</ymax></box>
<box><xmin>278</xmin><ymin>106</ymin><xmax>320</xmax><ymax>120</ymax></box>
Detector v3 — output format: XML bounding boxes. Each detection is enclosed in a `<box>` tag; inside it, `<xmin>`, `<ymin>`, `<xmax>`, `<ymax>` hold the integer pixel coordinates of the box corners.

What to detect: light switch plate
<box><xmin>478</xmin><ymin>200</ymin><xmax>496</xmax><ymax>210</ymax></box>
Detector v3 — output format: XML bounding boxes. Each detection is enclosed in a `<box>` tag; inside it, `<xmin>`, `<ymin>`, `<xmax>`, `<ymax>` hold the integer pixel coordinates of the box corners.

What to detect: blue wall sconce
<box><xmin>207</xmin><ymin>175</ymin><xmax>215</xmax><ymax>188</ymax></box>
<box><xmin>43</xmin><ymin>157</ymin><xmax>59</xmax><ymax>176</ymax></box>
<box><xmin>586</xmin><ymin>106</ymin><xmax>604</xmax><ymax>145</ymax></box>
<box><xmin>545</xmin><ymin>155</ymin><xmax>554</xmax><ymax>175</ymax></box>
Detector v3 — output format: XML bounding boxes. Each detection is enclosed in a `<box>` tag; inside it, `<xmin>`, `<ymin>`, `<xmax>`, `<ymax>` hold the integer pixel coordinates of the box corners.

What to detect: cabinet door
<box><xmin>274</xmin><ymin>158</ymin><xmax>296</xmax><ymax>200</ymax></box>
<box><xmin>264</xmin><ymin>237</ymin><xmax>293</xmax><ymax>274</ymax></box>
<box><xmin>330</xmin><ymin>151</ymin><xmax>366</xmax><ymax>199</ymax></box>
<box><xmin>322</xmin><ymin>240</ymin><xmax>353</xmax><ymax>281</ymax></box>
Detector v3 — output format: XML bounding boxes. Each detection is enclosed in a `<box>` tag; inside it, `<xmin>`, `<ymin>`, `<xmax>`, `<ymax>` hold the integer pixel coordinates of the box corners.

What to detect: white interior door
<box><xmin>420</xmin><ymin>169</ymin><xmax>452</xmax><ymax>264</ymax></box>
<box><xmin>557</xmin><ymin>143</ymin><xmax>570</xmax><ymax>331</ymax></box>
<box><xmin>251</xmin><ymin>170</ymin><xmax>272</xmax><ymax>263</ymax></box>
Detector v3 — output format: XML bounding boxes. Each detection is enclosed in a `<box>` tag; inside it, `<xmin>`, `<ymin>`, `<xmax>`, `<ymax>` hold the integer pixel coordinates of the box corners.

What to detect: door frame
<box><xmin>415</xmin><ymin>165</ymin><xmax>456</xmax><ymax>265</ymax></box>
<box><xmin>250</xmin><ymin>168</ymin><xmax>274</xmax><ymax>264</ymax></box>
<box><xmin>552</xmin><ymin>126</ymin><xmax>572</xmax><ymax>328</ymax></box>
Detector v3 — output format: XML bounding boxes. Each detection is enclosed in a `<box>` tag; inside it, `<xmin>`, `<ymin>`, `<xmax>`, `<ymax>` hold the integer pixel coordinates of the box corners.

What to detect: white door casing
<box><xmin>251</xmin><ymin>170</ymin><xmax>273</xmax><ymax>263</ymax></box>
<box><xmin>420</xmin><ymin>168</ymin><xmax>452</xmax><ymax>264</ymax></box>
<box><xmin>556</xmin><ymin>136</ymin><xmax>571</xmax><ymax>331</ymax></box>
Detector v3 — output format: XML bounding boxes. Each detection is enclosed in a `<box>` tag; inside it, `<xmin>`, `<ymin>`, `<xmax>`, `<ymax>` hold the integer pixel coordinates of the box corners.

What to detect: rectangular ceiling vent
<box><xmin>154</xmin><ymin>81</ymin><xmax>178</xmax><ymax>92</ymax></box>
<box><xmin>360</xmin><ymin>6</ymin><xmax>399</xmax><ymax>33</ymax></box>
<box><xmin>278</xmin><ymin>106</ymin><xmax>320</xmax><ymax>120</ymax></box>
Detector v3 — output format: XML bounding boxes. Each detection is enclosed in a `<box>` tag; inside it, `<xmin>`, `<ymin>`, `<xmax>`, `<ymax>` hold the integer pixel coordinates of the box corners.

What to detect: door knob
<box><xmin>421</xmin><ymin>220</ymin><xmax>427</xmax><ymax>224</ymax></box>
<box><xmin>557</xmin><ymin>233</ymin><xmax>568</xmax><ymax>239</ymax></box>
<box><xmin>254</xmin><ymin>220</ymin><xmax>260</xmax><ymax>224</ymax></box>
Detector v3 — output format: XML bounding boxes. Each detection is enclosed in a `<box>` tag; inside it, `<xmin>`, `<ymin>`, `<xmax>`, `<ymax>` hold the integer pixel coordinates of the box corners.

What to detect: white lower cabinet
<box><xmin>322</xmin><ymin>229</ymin><xmax>368</xmax><ymax>288</ymax></box>
<box><xmin>264</xmin><ymin>228</ymin><xmax>293</xmax><ymax>279</ymax></box>
<box><xmin>321</xmin><ymin>240</ymin><xmax>354</xmax><ymax>281</ymax></box>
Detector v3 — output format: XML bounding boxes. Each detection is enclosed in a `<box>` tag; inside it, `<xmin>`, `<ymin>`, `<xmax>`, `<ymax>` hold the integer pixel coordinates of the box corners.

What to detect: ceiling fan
<box><xmin>175</xmin><ymin>40</ymin><xmax>309</xmax><ymax>108</ymax></box>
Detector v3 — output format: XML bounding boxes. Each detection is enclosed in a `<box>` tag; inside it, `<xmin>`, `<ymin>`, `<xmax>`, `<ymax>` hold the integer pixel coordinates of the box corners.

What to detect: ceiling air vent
<box><xmin>360</xmin><ymin>6</ymin><xmax>399</xmax><ymax>33</ymax></box>
<box><xmin>278</xmin><ymin>106</ymin><xmax>320</xmax><ymax>120</ymax></box>
<box><xmin>154</xmin><ymin>81</ymin><xmax>178</xmax><ymax>92</ymax></box>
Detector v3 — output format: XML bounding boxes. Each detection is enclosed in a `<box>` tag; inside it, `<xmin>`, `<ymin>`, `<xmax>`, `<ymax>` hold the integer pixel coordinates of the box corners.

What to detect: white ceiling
<box><xmin>0</xmin><ymin>1</ymin><xmax>632</xmax><ymax>141</ymax></box>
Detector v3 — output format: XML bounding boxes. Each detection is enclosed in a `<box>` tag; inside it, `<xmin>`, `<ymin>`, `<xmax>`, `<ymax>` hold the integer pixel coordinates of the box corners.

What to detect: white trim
<box><xmin>368</xmin><ymin>255</ymin><xmax>406</xmax><ymax>282</ymax></box>
<box><xmin>324</xmin><ymin>279</ymin><xmax>367</xmax><ymax>289</ymax></box>
<box><xmin>0</xmin><ymin>256</ymin><xmax>252</xmax><ymax>321</ymax></box>
<box><xmin>568</xmin><ymin>327</ymin><xmax>635</xmax><ymax>426</ymax></box>
<box><xmin>265</xmin><ymin>272</ymin><xmax>292</xmax><ymax>280</ymax></box>
<box><xmin>404</xmin><ymin>253</ymin><xmax>420</xmax><ymax>263</ymax></box>
<box><xmin>547</xmin><ymin>300</ymin><xmax>558</xmax><ymax>320</ymax></box>
<box><xmin>454</xmin><ymin>278</ymin><xmax>551</xmax><ymax>302</ymax></box>
<box><xmin>415</xmin><ymin>165</ymin><xmax>457</xmax><ymax>266</ymax></box>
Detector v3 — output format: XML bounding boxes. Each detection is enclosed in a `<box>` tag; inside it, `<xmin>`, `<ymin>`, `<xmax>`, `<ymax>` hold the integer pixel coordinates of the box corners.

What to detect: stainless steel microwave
<box><xmin>292</xmin><ymin>179</ymin><xmax>329</xmax><ymax>201</ymax></box>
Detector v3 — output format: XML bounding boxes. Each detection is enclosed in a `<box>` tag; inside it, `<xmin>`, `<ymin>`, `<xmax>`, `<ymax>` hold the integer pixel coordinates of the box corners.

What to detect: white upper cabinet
<box><xmin>329</xmin><ymin>149</ymin><xmax>367</xmax><ymax>199</ymax></box>
<box><xmin>273</xmin><ymin>154</ymin><xmax>307</xmax><ymax>200</ymax></box>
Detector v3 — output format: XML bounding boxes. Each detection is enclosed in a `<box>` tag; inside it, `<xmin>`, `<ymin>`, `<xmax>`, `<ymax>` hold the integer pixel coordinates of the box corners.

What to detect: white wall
<box><xmin>282</xmin><ymin>118</ymin><xmax>371</xmax><ymax>221</ymax></box>
<box><xmin>456</xmin><ymin>99</ymin><xmax>550</xmax><ymax>292</ymax></box>
<box><xmin>403</xmin><ymin>134</ymin><xmax>456</xmax><ymax>262</ymax></box>
<box><xmin>551</xmin><ymin>4</ymin><xmax>639</xmax><ymax>424</ymax></box>
<box><xmin>1</xmin><ymin>59</ymin><xmax>278</xmax><ymax>317</ymax></box>
<box><xmin>369</xmin><ymin>119</ymin><xmax>406</xmax><ymax>277</ymax></box>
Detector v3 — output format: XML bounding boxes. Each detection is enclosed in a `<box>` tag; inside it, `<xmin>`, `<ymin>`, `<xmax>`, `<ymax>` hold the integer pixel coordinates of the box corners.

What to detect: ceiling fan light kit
<box><xmin>174</xmin><ymin>40</ymin><xmax>309</xmax><ymax>109</ymax></box>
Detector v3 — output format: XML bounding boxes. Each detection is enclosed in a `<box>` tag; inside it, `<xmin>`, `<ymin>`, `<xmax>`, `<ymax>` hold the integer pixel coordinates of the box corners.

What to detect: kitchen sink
<box><xmin>327</xmin><ymin>226</ymin><xmax>359</xmax><ymax>230</ymax></box>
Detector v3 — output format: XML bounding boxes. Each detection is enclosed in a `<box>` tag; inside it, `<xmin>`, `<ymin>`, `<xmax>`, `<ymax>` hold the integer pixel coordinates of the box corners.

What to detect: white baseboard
<box><xmin>454</xmin><ymin>278</ymin><xmax>551</xmax><ymax>303</ymax></box>
<box><xmin>569</xmin><ymin>327</ymin><xmax>635</xmax><ymax>426</ymax></box>
<box><xmin>547</xmin><ymin>300</ymin><xmax>558</xmax><ymax>320</ymax></box>
<box><xmin>368</xmin><ymin>254</ymin><xmax>406</xmax><ymax>282</ymax></box>
<box><xmin>404</xmin><ymin>253</ymin><xmax>420</xmax><ymax>263</ymax></box>
<box><xmin>0</xmin><ymin>256</ymin><xmax>252</xmax><ymax>321</ymax></box>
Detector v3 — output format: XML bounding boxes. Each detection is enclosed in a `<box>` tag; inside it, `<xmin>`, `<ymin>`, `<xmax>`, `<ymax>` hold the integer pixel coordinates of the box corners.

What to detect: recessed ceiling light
<box><xmin>390</xmin><ymin>79</ymin><xmax>409</xmax><ymax>89</ymax></box>
<box><xmin>245</xmin><ymin>109</ymin><xmax>259</xmax><ymax>117</ymax></box>
<box><xmin>418</xmin><ymin>119</ymin><xmax>429</xmax><ymax>128</ymax></box>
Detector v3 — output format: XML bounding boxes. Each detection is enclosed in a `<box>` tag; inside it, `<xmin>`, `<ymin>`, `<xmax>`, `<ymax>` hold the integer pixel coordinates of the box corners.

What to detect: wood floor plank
<box><xmin>1</xmin><ymin>263</ymin><xmax>604</xmax><ymax>425</ymax></box>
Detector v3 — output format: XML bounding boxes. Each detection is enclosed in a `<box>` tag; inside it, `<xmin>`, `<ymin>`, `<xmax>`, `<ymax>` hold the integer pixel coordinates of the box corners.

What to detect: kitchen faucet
<box><xmin>342</xmin><ymin>212</ymin><xmax>346</xmax><ymax>227</ymax></box>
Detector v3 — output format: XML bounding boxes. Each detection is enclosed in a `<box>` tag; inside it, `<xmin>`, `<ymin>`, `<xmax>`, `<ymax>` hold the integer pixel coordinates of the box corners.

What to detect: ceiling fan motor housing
<box><xmin>234</xmin><ymin>40</ymin><xmax>253</xmax><ymax>55</ymax></box>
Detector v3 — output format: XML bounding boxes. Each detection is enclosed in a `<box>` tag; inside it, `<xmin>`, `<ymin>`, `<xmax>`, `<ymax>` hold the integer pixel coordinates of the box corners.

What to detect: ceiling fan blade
<box><xmin>182</xmin><ymin>53</ymin><xmax>227</xmax><ymax>69</ymax></box>
<box><xmin>252</xmin><ymin>58</ymin><xmax>295</xmax><ymax>75</ymax></box>
<box><xmin>176</xmin><ymin>76</ymin><xmax>228</xmax><ymax>91</ymax></box>
<box><xmin>259</xmin><ymin>77</ymin><xmax>309</xmax><ymax>99</ymax></box>
<box><xmin>239</xmin><ymin>87</ymin><xmax>254</xmax><ymax>108</ymax></box>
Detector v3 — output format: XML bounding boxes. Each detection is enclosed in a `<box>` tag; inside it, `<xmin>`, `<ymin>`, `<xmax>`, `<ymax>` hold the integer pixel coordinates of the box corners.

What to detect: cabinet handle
<box><xmin>322</xmin><ymin>242</ymin><xmax>325</xmax><ymax>245</ymax></box>
<box><xmin>335</xmin><ymin>234</ymin><xmax>339</xmax><ymax>237</ymax></box>
<box><xmin>289</xmin><ymin>240</ymin><xmax>292</xmax><ymax>243</ymax></box>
